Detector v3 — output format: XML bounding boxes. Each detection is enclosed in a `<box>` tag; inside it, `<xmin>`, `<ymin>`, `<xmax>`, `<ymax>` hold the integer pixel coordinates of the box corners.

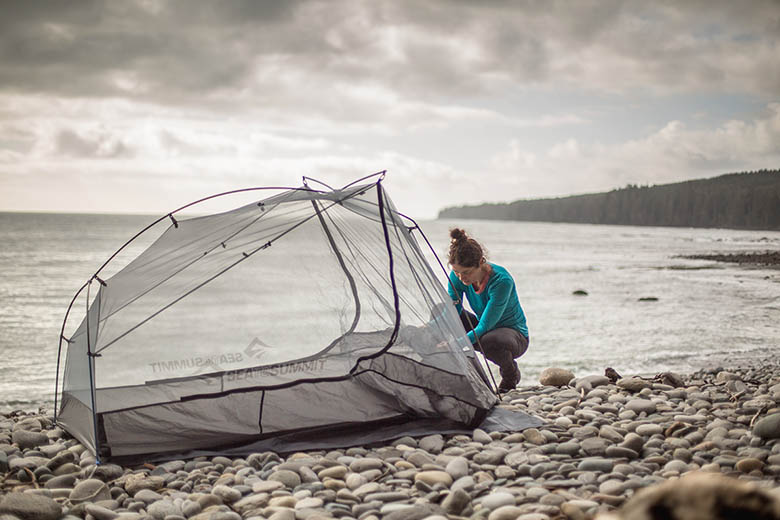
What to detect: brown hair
<box><xmin>448</xmin><ymin>228</ymin><xmax>485</xmax><ymax>267</ymax></box>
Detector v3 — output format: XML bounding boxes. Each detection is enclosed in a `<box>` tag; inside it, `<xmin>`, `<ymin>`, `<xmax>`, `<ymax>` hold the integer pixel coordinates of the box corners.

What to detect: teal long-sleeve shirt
<box><xmin>448</xmin><ymin>262</ymin><xmax>528</xmax><ymax>344</ymax></box>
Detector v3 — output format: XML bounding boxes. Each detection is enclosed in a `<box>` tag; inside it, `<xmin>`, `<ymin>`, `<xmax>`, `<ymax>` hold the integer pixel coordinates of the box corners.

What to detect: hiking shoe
<box><xmin>498</xmin><ymin>363</ymin><xmax>521</xmax><ymax>392</ymax></box>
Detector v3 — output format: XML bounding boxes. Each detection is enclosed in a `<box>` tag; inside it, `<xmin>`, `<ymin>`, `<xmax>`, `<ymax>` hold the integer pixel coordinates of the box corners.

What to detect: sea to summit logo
<box><xmin>148</xmin><ymin>337</ymin><xmax>272</xmax><ymax>380</ymax></box>
<box><xmin>244</xmin><ymin>337</ymin><xmax>272</xmax><ymax>360</ymax></box>
<box><xmin>191</xmin><ymin>359</ymin><xmax>223</xmax><ymax>380</ymax></box>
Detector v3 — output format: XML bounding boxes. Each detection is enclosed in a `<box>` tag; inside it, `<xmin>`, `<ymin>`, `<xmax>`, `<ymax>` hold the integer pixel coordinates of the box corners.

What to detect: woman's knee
<box><xmin>480</xmin><ymin>328</ymin><xmax>527</xmax><ymax>360</ymax></box>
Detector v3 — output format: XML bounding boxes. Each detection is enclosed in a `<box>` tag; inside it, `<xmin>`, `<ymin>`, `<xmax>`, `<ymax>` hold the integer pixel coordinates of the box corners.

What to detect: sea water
<box><xmin>1</xmin><ymin>211</ymin><xmax>778</xmax><ymax>412</ymax></box>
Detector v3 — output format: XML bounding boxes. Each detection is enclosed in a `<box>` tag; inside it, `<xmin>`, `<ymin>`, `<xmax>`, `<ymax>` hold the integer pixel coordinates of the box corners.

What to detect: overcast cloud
<box><xmin>1</xmin><ymin>0</ymin><xmax>778</xmax><ymax>218</ymax></box>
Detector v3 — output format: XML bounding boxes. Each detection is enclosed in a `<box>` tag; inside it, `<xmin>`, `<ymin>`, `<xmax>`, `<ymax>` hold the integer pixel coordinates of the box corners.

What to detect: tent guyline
<box><xmin>55</xmin><ymin>172</ymin><xmax>500</xmax><ymax>461</ymax></box>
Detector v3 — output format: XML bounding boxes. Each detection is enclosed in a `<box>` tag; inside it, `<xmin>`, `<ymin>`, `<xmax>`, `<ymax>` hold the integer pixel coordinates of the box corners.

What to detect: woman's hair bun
<box><xmin>447</xmin><ymin>227</ymin><xmax>483</xmax><ymax>267</ymax></box>
<box><xmin>450</xmin><ymin>228</ymin><xmax>467</xmax><ymax>241</ymax></box>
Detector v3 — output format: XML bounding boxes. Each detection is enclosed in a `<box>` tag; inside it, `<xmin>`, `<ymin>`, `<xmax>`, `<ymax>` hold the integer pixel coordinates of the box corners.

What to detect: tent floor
<box><xmin>112</xmin><ymin>406</ymin><xmax>544</xmax><ymax>464</ymax></box>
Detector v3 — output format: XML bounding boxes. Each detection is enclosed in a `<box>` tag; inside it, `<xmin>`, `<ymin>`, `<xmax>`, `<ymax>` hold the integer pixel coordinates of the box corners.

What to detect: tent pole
<box><xmin>376</xmin><ymin>181</ymin><xmax>401</xmax><ymax>346</ymax></box>
<box><xmin>54</xmin><ymin>281</ymin><xmax>89</xmax><ymax>420</ymax></box>
<box><xmin>85</xmin><ymin>280</ymin><xmax>102</xmax><ymax>463</ymax></box>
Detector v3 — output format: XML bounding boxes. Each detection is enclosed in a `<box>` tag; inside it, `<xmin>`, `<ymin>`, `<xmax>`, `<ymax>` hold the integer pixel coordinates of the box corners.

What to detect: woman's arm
<box><xmin>447</xmin><ymin>271</ymin><xmax>465</xmax><ymax>314</ymax></box>
<box><xmin>472</xmin><ymin>278</ymin><xmax>512</xmax><ymax>341</ymax></box>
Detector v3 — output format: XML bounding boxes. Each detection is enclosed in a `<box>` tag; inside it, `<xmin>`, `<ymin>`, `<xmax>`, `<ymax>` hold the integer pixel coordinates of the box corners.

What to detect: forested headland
<box><xmin>438</xmin><ymin>170</ymin><xmax>780</xmax><ymax>230</ymax></box>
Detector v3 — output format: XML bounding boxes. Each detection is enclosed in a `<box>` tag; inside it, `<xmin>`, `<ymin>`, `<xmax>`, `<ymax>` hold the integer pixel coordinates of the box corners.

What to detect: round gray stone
<box><xmin>9</xmin><ymin>456</ymin><xmax>48</xmax><ymax>471</ymax></box>
<box><xmin>487</xmin><ymin>506</ymin><xmax>525</xmax><ymax>520</ymax></box>
<box><xmin>578</xmin><ymin>458</ymin><xmax>614</xmax><ymax>473</ymax></box>
<box><xmin>445</xmin><ymin>456</ymin><xmax>469</xmax><ymax>480</ymax></box>
<box><xmin>664</xmin><ymin>460</ymin><xmax>689</xmax><ymax>473</ymax></box>
<box><xmin>419</xmin><ymin>435</ymin><xmax>445</xmax><ymax>453</ymax></box>
<box><xmin>474</xmin><ymin>449</ymin><xmax>508</xmax><ymax>465</ymax></box>
<box><xmin>599</xmin><ymin>425</ymin><xmax>624</xmax><ymax>443</ymax></box>
<box><xmin>625</xmin><ymin>399</ymin><xmax>656</xmax><ymax>414</ymax></box>
<box><xmin>617</xmin><ymin>377</ymin><xmax>651</xmax><ymax>392</ymax></box>
<box><xmin>268</xmin><ymin>469</ymin><xmax>301</xmax><ymax>488</ymax></box>
<box><xmin>0</xmin><ymin>492</ymin><xmax>62</xmax><ymax>520</ymax></box>
<box><xmin>11</xmin><ymin>430</ymin><xmax>49</xmax><ymax>450</ymax></box>
<box><xmin>84</xmin><ymin>504</ymin><xmax>119</xmax><ymax>520</ymax></box>
<box><xmin>70</xmin><ymin>478</ymin><xmax>111</xmax><ymax>504</ymax></box>
<box><xmin>620</xmin><ymin>432</ymin><xmax>645</xmax><ymax>452</ymax></box>
<box><xmin>158</xmin><ymin>460</ymin><xmax>186</xmax><ymax>473</ymax></box>
<box><xmin>349</xmin><ymin>457</ymin><xmax>384</xmax><ymax>472</ymax></box>
<box><xmin>605</xmin><ymin>446</ymin><xmax>639</xmax><ymax>459</ymax></box>
<box><xmin>522</xmin><ymin>428</ymin><xmax>546</xmax><ymax>445</ymax></box>
<box><xmin>481</xmin><ymin>491</ymin><xmax>516</xmax><ymax>510</ymax></box>
<box><xmin>753</xmin><ymin>413</ymin><xmax>780</xmax><ymax>439</ymax></box>
<box><xmin>212</xmin><ymin>484</ymin><xmax>242</xmax><ymax>503</ymax></box>
<box><xmin>45</xmin><ymin>450</ymin><xmax>77</xmax><ymax>470</ymax></box>
<box><xmin>473</xmin><ymin>428</ymin><xmax>493</xmax><ymax>444</ymax></box>
<box><xmin>147</xmin><ymin>499</ymin><xmax>182</xmax><ymax>520</ymax></box>
<box><xmin>43</xmin><ymin>473</ymin><xmax>77</xmax><ymax>489</ymax></box>
<box><xmin>91</xmin><ymin>463</ymin><xmax>124</xmax><ymax>482</ymax></box>
<box><xmin>581</xmin><ymin>437</ymin><xmax>609</xmax><ymax>456</ymax></box>
<box><xmin>599</xmin><ymin>479</ymin><xmax>625</xmax><ymax>495</ymax></box>
<box><xmin>442</xmin><ymin>488</ymin><xmax>471</xmax><ymax>515</ymax></box>
<box><xmin>673</xmin><ymin>448</ymin><xmax>693</xmax><ymax>463</ymax></box>
<box><xmin>133</xmin><ymin>489</ymin><xmax>162</xmax><ymax>504</ymax></box>
<box><xmin>539</xmin><ymin>367</ymin><xmax>574</xmax><ymax>387</ymax></box>
<box><xmin>636</xmin><ymin>424</ymin><xmax>663</xmax><ymax>436</ymax></box>
<box><xmin>556</xmin><ymin>442</ymin><xmax>581</xmax><ymax>456</ymax></box>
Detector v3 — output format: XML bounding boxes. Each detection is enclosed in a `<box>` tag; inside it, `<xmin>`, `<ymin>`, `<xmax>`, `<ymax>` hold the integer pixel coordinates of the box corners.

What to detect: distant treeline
<box><xmin>438</xmin><ymin>170</ymin><xmax>780</xmax><ymax>230</ymax></box>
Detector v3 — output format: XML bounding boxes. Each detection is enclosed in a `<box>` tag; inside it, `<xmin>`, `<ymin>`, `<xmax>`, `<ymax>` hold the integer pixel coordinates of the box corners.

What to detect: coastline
<box><xmin>680</xmin><ymin>250</ymin><xmax>780</xmax><ymax>268</ymax></box>
<box><xmin>1</xmin><ymin>362</ymin><xmax>779</xmax><ymax>519</ymax></box>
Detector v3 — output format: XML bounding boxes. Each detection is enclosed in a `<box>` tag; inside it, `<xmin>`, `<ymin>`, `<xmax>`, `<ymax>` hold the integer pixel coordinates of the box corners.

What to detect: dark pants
<box><xmin>459</xmin><ymin>311</ymin><xmax>529</xmax><ymax>382</ymax></box>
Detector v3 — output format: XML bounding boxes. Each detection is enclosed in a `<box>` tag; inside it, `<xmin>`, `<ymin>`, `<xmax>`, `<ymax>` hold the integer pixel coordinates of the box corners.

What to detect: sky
<box><xmin>1</xmin><ymin>0</ymin><xmax>779</xmax><ymax>220</ymax></box>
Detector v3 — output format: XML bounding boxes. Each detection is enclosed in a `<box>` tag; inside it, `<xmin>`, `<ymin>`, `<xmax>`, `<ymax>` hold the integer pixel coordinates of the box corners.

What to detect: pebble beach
<box><xmin>2</xmin><ymin>361</ymin><xmax>780</xmax><ymax>520</ymax></box>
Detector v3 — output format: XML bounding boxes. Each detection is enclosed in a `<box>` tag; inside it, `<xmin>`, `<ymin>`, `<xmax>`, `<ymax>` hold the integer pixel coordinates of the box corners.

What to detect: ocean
<box><xmin>1</xmin><ymin>211</ymin><xmax>779</xmax><ymax>412</ymax></box>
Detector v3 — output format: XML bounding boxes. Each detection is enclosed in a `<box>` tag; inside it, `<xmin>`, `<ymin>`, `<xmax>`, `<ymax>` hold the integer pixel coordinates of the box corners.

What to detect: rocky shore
<box><xmin>2</xmin><ymin>361</ymin><xmax>780</xmax><ymax>520</ymax></box>
<box><xmin>681</xmin><ymin>250</ymin><xmax>780</xmax><ymax>267</ymax></box>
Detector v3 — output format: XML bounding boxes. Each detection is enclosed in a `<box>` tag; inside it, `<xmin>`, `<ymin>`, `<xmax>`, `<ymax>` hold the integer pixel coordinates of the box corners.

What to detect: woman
<box><xmin>447</xmin><ymin>228</ymin><xmax>529</xmax><ymax>392</ymax></box>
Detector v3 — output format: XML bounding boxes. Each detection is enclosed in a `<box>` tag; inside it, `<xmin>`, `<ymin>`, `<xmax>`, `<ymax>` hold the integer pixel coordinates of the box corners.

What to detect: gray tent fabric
<box><xmin>126</xmin><ymin>407</ymin><xmax>544</xmax><ymax>465</ymax></box>
<box><xmin>56</xmin><ymin>175</ymin><xmax>527</xmax><ymax>461</ymax></box>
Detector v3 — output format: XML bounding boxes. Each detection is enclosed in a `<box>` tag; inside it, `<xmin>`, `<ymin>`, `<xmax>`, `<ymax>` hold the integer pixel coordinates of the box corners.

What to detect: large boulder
<box><xmin>539</xmin><ymin>367</ymin><xmax>575</xmax><ymax>387</ymax></box>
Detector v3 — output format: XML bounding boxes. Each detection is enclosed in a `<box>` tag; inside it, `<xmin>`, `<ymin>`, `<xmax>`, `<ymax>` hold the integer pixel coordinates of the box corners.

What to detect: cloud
<box><xmin>0</xmin><ymin>125</ymin><xmax>36</xmax><ymax>157</ymax></box>
<box><xmin>491</xmin><ymin>102</ymin><xmax>780</xmax><ymax>197</ymax></box>
<box><xmin>53</xmin><ymin>128</ymin><xmax>134</xmax><ymax>158</ymax></box>
<box><xmin>1</xmin><ymin>1</ymin><xmax>778</xmax><ymax>219</ymax></box>
<box><xmin>1</xmin><ymin>0</ymin><xmax>777</xmax><ymax>113</ymax></box>
<box><xmin>0</xmin><ymin>143</ymin><xmax>458</xmax><ymax>219</ymax></box>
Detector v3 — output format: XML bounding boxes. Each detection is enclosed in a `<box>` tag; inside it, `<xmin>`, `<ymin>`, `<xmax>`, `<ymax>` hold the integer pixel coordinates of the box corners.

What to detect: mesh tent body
<box><xmin>56</xmin><ymin>178</ymin><xmax>497</xmax><ymax>460</ymax></box>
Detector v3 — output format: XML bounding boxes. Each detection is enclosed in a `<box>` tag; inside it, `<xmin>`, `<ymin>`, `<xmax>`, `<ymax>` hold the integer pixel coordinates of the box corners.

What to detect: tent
<box><xmin>56</xmin><ymin>173</ymin><xmax>538</xmax><ymax>462</ymax></box>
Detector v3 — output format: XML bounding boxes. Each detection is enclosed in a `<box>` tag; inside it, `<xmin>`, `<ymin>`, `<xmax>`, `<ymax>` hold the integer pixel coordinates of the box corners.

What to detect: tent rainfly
<box><xmin>55</xmin><ymin>173</ymin><xmax>520</xmax><ymax>462</ymax></box>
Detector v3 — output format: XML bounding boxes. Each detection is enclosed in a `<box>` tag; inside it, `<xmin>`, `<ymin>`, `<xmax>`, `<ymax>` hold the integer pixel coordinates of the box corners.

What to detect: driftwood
<box><xmin>750</xmin><ymin>404</ymin><xmax>770</xmax><ymax>428</ymax></box>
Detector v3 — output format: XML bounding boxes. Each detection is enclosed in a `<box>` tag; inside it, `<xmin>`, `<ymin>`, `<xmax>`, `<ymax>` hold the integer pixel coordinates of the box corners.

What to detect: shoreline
<box><xmin>1</xmin><ymin>363</ymin><xmax>779</xmax><ymax>520</ymax></box>
<box><xmin>679</xmin><ymin>250</ymin><xmax>780</xmax><ymax>267</ymax></box>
